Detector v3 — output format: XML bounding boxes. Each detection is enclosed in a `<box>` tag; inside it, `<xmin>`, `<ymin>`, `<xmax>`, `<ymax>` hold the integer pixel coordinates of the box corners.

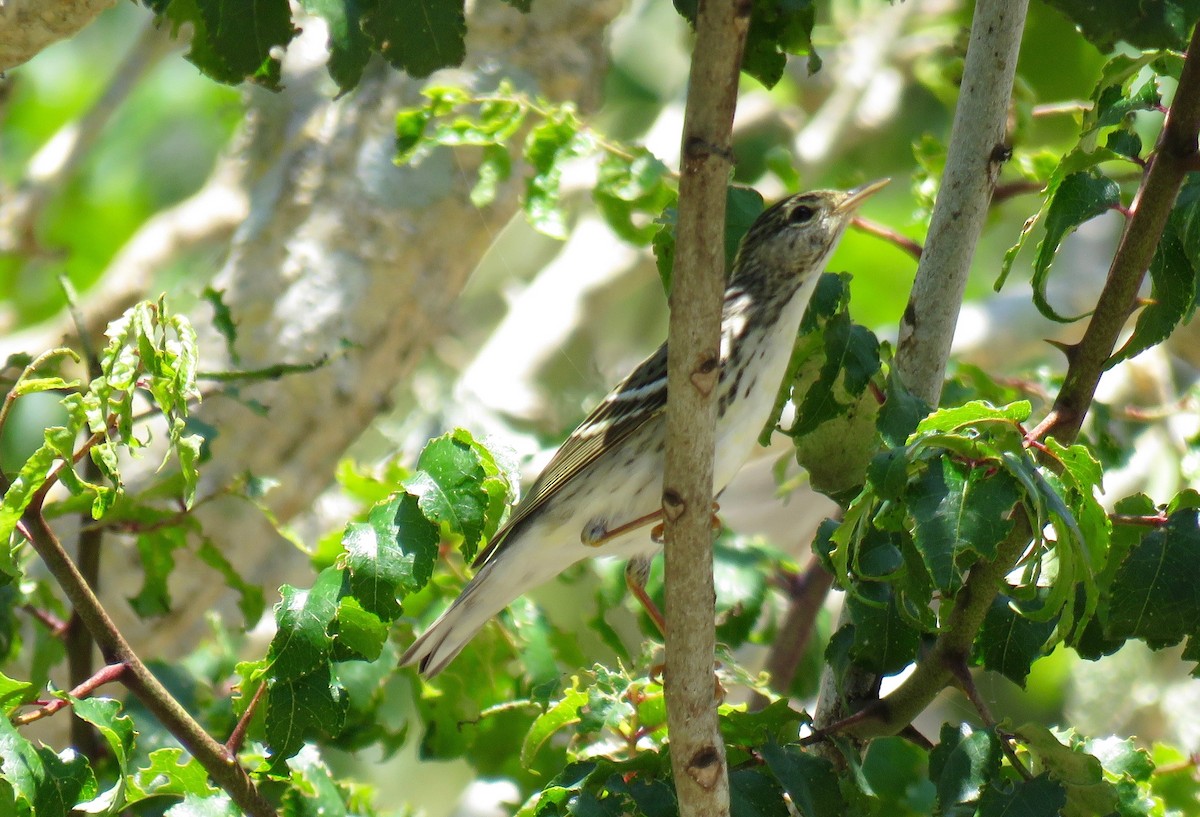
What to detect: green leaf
<box><xmin>160</xmin><ymin>0</ymin><xmax>295</xmax><ymax>90</ymax></box>
<box><xmin>164</xmin><ymin>793</ymin><xmax>239</xmax><ymax>817</ymax></box>
<box><xmin>0</xmin><ymin>434</ymin><xmax>62</xmax><ymax>574</ymax></box>
<box><xmin>521</xmin><ymin>678</ymin><xmax>587</xmax><ymax>767</ymax></box>
<box><xmin>676</xmin><ymin>0</ymin><xmax>819</xmax><ymax>87</ymax></box>
<box><xmin>129</xmin><ymin>527</ymin><xmax>187</xmax><ymax>618</ymax></box>
<box><xmin>915</xmin><ymin>400</ymin><xmax>1031</xmax><ymax>435</ymax></box>
<box><xmin>0</xmin><ymin>672</ymin><xmax>36</xmax><ymax>713</ymax></box>
<box><xmin>331</xmin><ymin>596</ymin><xmax>387</xmax><ymax>661</ymax></box>
<box><xmin>1040</xmin><ymin>0</ymin><xmax>1200</xmax><ymax>50</ymax></box>
<box><xmin>282</xmin><ymin>745</ymin><xmax>351</xmax><ymax>817</ymax></box>
<box><xmin>0</xmin><ymin>716</ymin><xmax>96</xmax><ymax>817</ymax></box>
<box><xmin>197</xmin><ymin>537</ymin><xmax>266</xmax><ymax>625</ymax></box>
<box><xmin>70</xmin><ymin>697</ymin><xmax>134</xmax><ymax>770</ymax></box>
<box><xmin>1032</xmin><ymin>170</ymin><xmax>1121</xmax><ymax>322</ymax></box>
<box><xmin>201</xmin><ymin>286</ymin><xmax>239</xmax><ymax>363</ymax></box>
<box><xmin>1086</xmin><ymin>736</ymin><xmax>1155</xmax><ymax>781</ymax></box>
<box><xmin>405</xmin><ymin>432</ymin><xmax>490</xmax><ymax>561</ymax></box>
<box><xmin>929</xmin><ymin>723</ymin><xmax>1001</xmax><ymax>809</ymax></box>
<box><xmin>522</xmin><ymin>109</ymin><xmax>582</xmax><ymax>239</ymax></box>
<box><xmin>877</xmin><ymin>374</ymin><xmax>928</xmax><ymax>447</ymax></box>
<box><xmin>847</xmin><ymin>582</ymin><xmax>921</xmax><ymax>675</ymax></box>
<box><xmin>1014</xmin><ymin>724</ymin><xmax>1116</xmax><ymax>816</ymax></box>
<box><xmin>979</xmin><ymin>773</ymin><xmax>1067</xmax><ymax>817</ymax></box>
<box><xmin>862</xmin><ymin>737</ymin><xmax>934</xmax><ymax>813</ymax></box>
<box><xmin>1106</xmin><ymin>509</ymin><xmax>1200</xmax><ymax>647</ymax></box>
<box><xmin>127</xmin><ymin>748</ymin><xmax>218</xmax><ymax>804</ymax></box>
<box><xmin>907</xmin><ymin>459</ymin><xmax>1020</xmax><ymax>592</ymax></box>
<box><xmin>592</xmin><ymin>150</ymin><xmax>677</xmax><ymax>245</ymax></box>
<box><xmin>70</xmin><ymin>696</ymin><xmax>135</xmax><ymax>812</ymax></box>
<box><xmin>729</xmin><ymin>767</ymin><xmax>787</xmax><ymax>817</ymax></box>
<box><xmin>267</xmin><ymin>567</ymin><xmax>342</xmax><ymax>680</ymax></box>
<box><xmin>976</xmin><ymin>593</ymin><xmax>1057</xmax><ymax>687</ymax></box>
<box><xmin>759</xmin><ymin>741</ymin><xmax>845</xmax><ymax>817</ymax></box>
<box><xmin>471</xmin><ymin>143</ymin><xmax>512</xmax><ymax>208</ymax></box>
<box><xmin>362</xmin><ymin>0</ymin><xmax>466</xmax><ymax>78</ymax></box>
<box><xmin>344</xmin><ymin>490</ymin><xmax>439</xmax><ymax>620</ymax></box>
<box><xmin>265</xmin><ymin>664</ymin><xmax>348</xmax><ymax>764</ymax></box>
<box><xmin>299</xmin><ymin>0</ymin><xmax>372</xmax><ymax>93</ymax></box>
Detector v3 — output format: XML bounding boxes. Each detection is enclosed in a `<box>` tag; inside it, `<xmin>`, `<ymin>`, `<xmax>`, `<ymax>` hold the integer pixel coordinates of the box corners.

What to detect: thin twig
<box><xmin>947</xmin><ymin>660</ymin><xmax>1033</xmax><ymax>781</ymax></box>
<box><xmin>17</xmin><ymin>512</ymin><xmax>276</xmax><ymax>816</ymax></box>
<box><xmin>1109</xmin><ymin>513</ymin><xmax>1169</xmax><ymax>527</ymax></box>
<box><xmin>749</xmin><ymin>557</ymin><xmax>835</xmax><ymax>711</ymax></box>
<box><xmin>61</xmin><ymin>275</ymin><xmax>106</xmax><ymax>757</ymax></box>
<box><xmin>851</xmin><ymin>216</ymin><xmax>923</xmax><ymax>260</ymax></box>
<box><xmin>12</xmin><ymin>663</ymin><xmax>126</xmax><ymax>726</ymax></box>
<box><xmin>226</xmin><ymin>679</ymin><xmax>267</xmax><ymax>755</ymax></box>
<box><xmin>20</xmin><ymin>604</ymin><xmax>70</xmax><ymax>636</ymax></box>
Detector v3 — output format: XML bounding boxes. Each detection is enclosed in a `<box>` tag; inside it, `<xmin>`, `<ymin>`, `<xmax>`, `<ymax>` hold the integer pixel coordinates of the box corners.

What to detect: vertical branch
<box><xmin>813</xmin><ymin>0</ymin><xmax>1030</xmax><ymax>732</ymax></box>
<box><xmin>61</xmin><ymin>277</ymin><xmax>105</xmax><ymax>758</ymax></box>
<box><xmin>662</xmin><ymin>0</ymin><xmax>750</xmax><ymax>814</ymax></box>
<box><xmin>894</xmin><ymin>0</ymin><xmax>1031</xmax><ymax>402</ymax></box>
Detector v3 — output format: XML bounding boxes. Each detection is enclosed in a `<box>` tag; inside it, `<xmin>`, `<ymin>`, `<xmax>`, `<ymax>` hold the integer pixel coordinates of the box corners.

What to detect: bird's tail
<box><xmin>399</xmin><ymin>559</ymin><xmax>508</xmax><ymax>677</ymax></box>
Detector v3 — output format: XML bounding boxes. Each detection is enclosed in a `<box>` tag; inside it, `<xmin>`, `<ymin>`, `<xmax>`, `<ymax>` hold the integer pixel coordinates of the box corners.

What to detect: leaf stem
<box><xmin>17</xmin><ymin>511</ymin><xmax>276</xmax><ymax>817</ymax></box>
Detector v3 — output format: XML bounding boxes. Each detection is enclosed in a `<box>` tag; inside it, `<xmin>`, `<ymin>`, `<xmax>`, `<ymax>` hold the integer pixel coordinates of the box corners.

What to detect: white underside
<box><xmin>403</xmin><ymin>265</ymin><xmax>827</xmax><ymax>675</ymax></box>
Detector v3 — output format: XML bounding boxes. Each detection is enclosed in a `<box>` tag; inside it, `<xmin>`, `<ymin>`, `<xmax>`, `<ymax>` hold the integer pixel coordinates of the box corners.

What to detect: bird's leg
<box><xmin>582</xmin><ymin>509</ymin><xmax>663</xmax><ymax>547</ymax></box>
<box><xmin>624</xmin><ymin>556</ymin><xmax>665</xmax><ymax>635</ymax></box>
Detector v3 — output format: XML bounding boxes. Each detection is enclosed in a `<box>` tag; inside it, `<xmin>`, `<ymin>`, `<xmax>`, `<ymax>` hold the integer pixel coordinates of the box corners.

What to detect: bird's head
<box><xmin>732</xmin><ymin>179</ymin><xmax>889</xmax><ymax>287</ymax></box>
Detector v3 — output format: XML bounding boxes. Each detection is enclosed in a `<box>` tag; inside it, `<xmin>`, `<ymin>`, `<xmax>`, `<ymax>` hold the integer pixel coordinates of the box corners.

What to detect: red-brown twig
<box><xmin>11</xmin><ymin>663</ymin><xmax>126</xmax><ymax>726</ymax></box>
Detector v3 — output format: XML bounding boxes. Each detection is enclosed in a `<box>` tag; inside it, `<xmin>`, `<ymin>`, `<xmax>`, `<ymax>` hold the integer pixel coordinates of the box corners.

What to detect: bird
<box><xmin>401</xmin><ymin>179</ymin><xmax>889</xmax><ymax>676</ymax></box>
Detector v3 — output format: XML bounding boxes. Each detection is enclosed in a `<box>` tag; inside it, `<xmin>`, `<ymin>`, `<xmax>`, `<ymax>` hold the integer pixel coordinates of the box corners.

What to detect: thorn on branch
<box><xmin>1109</xmin><ymin>513</ymin><xmax>1169</xmax><ymax>527</ymax></box>
<box><xmin>1045</xmin><ymin>339</ymin><xmax>1080</xmax><ymax>364</ymax></box>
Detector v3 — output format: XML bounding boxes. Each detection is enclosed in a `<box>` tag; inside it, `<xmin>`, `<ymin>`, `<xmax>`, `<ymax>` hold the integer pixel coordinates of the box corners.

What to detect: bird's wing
<box><xmin>472</xmin><ymin>341</ymin><xmax>668</xmax><ymax>567</ymax></box>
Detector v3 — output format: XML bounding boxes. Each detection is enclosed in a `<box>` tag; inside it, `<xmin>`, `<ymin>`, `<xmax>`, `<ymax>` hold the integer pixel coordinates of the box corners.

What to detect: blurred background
<box><xmin>2</xmin><ymin>1</ymin><xmax>1197</xmax><ymax>814</ymax></box>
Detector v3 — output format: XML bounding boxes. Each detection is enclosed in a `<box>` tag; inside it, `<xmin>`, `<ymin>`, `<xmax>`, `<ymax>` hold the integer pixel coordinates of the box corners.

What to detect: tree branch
<box><xmin>749</xmin><ymin>556</ymin><xmax>834</xmax><ymax>711</ymax></box>
<box><xmin>1032</xmin><ymin>22</ymin><xmax>1200</xmax><ymax>446</ymax></box>
<box><xmin>12</xmin><ymin>663</ymin><xmax>125</xmax><ymax>726</ymax></box>
<box><xmin>0</xmin><ymin>0</ymin><xmax>117</xmax><ymax>73</ymax></box>
<box><xmin>662</xmin><ymin>0</ymin><xmax>750</xmax><ymax>814</ymax></box>
<box><xmin>18</xmin><ymin>512</ymin><xmax>276</xmax><ymax>817</ymax></box>
<box><xmin>814</xmin><ymin>0</ymin><xmax>1030</xmax><ymax>734</ymax></box>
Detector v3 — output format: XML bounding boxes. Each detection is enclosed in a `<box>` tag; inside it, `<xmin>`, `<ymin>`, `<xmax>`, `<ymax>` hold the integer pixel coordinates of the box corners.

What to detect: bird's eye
<box><xmin>788</xmin><ymin>204</ymin><xmax>816</xmax><ymax>225</ymax></box>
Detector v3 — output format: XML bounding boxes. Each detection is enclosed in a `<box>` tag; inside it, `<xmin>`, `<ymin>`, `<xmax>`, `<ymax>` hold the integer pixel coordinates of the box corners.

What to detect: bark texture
<box><xmin>0</xmin><ymin>0</ymin><xmax>116</xmax><ymax>72</ymax></box>
<box><xmin>106</xmin><ymin>1</ymin><xmax>622</xmax><ymax>652</ymax></box>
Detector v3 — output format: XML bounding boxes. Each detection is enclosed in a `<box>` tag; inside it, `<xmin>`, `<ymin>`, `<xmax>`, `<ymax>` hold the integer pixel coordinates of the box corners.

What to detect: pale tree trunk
<box><xmin>100</xmin><ymin>1</ymin><xmax>622</xmax><ymax>652</ymax></box>
<box><xmin>0</xmin><ymin>0</ymin><xmax>117</xmax><ymax>72</ymax></box>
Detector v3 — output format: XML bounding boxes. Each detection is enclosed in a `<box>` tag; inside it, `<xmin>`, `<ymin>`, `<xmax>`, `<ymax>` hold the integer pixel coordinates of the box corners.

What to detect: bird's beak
<box><xmin>836</xmin><ymin>178</ymin><xmax>890</xmax><ymax>213</ymax></box>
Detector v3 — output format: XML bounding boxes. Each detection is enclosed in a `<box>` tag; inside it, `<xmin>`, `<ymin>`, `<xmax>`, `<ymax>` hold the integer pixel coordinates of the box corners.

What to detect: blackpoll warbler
<box><xmin>403</xmin><ymin>179</ymin><xmax>888</xmax><ymax>676</ymax></box>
